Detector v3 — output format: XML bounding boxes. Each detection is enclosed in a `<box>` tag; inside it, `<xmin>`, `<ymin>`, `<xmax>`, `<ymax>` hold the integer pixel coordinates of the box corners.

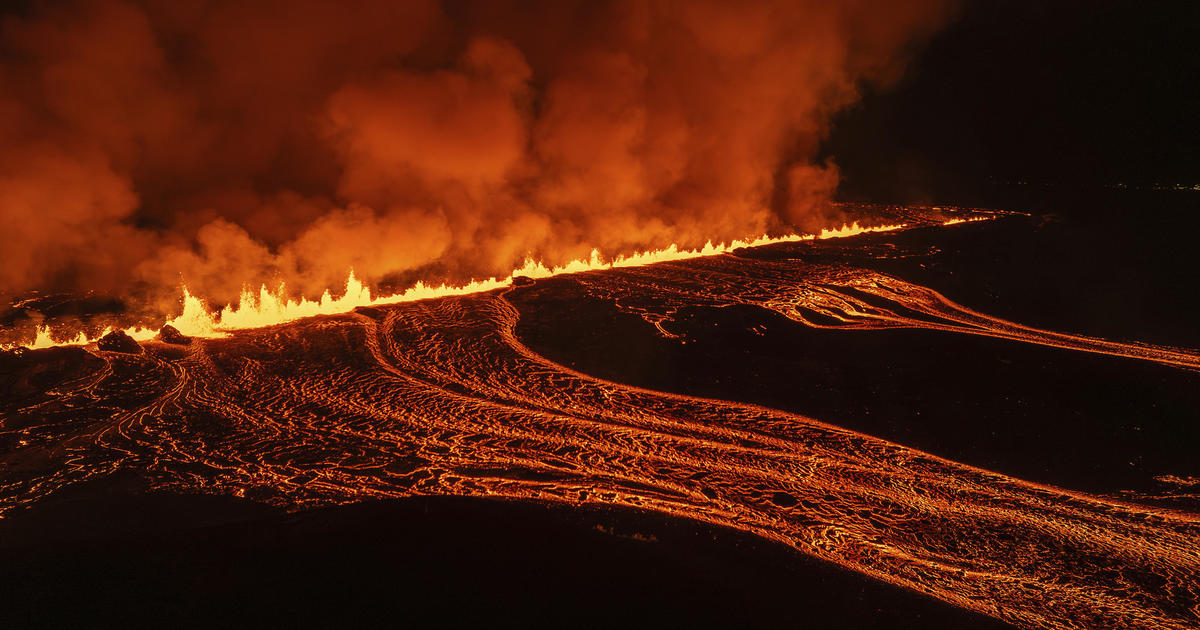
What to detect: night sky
<box><xmin>824</xmin><ymin>0</ymin><xmax>1200</xmax><ymax>203</ymax></box>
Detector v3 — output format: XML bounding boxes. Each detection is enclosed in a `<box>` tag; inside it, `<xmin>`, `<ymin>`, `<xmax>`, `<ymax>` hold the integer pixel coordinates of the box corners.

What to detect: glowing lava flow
<box><xmin>11</xmin><ymin>220</ymin><xmax>911</xmax><ymax>349</ymax></box>
<box><xmin>2</xmin><ymin>249</ymin><xmax>1197</xmax><ymax>630</ymax></box>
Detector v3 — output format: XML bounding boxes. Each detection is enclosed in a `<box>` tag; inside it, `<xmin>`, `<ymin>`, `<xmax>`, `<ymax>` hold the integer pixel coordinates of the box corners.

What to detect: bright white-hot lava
<box><xmin>13</xmin><ymin>220</ymin><xmax>918</xmax><ymax>349</ymax></box>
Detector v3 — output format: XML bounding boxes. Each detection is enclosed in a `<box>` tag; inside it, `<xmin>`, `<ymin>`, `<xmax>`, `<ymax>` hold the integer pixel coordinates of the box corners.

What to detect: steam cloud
<box><xmin>0</xmin><ymin>0</ymin><xmax>952</xmax><ymax>315</ymax></box>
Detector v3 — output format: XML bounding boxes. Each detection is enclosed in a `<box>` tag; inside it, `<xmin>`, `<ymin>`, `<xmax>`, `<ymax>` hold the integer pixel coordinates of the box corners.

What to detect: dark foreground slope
<box><xmin>0</xmin><ymin>494</ymin><xmax>1016</xmax><ymax>630</ymax></box>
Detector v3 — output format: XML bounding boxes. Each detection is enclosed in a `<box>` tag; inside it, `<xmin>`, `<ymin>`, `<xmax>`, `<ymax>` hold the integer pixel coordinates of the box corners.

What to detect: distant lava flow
<box><xmin>3</xmin><ymin>222</ymin><xmax>1199</xmax><ymax>630</ymax></box>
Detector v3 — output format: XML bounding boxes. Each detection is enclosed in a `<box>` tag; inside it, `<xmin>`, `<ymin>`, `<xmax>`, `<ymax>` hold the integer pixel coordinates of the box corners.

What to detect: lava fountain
<box><xmin>12</xmin><ymin>219</ymin><xmax>915</xmax><ymax>350</ymax></box>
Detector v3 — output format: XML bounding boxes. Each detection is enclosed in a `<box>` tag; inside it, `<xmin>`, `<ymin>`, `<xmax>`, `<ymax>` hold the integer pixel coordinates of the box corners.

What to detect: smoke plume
<box><xmin>0</xmin><ymin>0</ymin><xmax>952</xmax><ymax>315</ymax></box>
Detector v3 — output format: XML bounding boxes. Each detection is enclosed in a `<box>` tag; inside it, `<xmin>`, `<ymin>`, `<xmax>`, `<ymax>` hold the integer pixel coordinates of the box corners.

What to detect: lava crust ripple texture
<box><xmin>2</xmin><ymin>247</ymin><xmax>1199</xmax><ymax>630</ymax></box>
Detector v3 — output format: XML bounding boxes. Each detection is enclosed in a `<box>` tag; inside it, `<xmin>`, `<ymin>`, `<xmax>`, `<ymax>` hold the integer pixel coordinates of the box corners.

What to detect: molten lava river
<box><xmin>2</xmin><ymin>214</ymin><xmax>1198</xmax><ymax>630</ymax></box>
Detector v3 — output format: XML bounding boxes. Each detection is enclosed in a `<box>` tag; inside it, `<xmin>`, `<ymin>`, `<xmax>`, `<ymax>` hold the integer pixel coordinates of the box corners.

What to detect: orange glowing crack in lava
<box><xmin>2</xmin><ymin>217</ymin><xmax>1198</xmax><ymax>630</ymax></box>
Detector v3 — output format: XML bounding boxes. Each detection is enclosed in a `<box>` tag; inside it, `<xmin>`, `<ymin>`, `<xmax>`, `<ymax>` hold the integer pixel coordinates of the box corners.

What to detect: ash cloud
<box><xmin>0</xmin><ymin>0</ymin><xmax>952</xmax><ymax>315</ymax></box>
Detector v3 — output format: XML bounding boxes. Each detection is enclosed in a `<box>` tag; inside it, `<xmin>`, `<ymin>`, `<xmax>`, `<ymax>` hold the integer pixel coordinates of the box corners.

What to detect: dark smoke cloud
<box><xmin>0</xmin><ymin>0</ymin><xmax>953</xmax><ymax>314</ymax></box>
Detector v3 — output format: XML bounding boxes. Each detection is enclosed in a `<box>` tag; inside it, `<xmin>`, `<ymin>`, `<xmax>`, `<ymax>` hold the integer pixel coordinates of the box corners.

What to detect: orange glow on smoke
<box><xmin>15</xmin><ymin>220</ymin><xmax>913</xmax><ymax>349</ymax></box>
